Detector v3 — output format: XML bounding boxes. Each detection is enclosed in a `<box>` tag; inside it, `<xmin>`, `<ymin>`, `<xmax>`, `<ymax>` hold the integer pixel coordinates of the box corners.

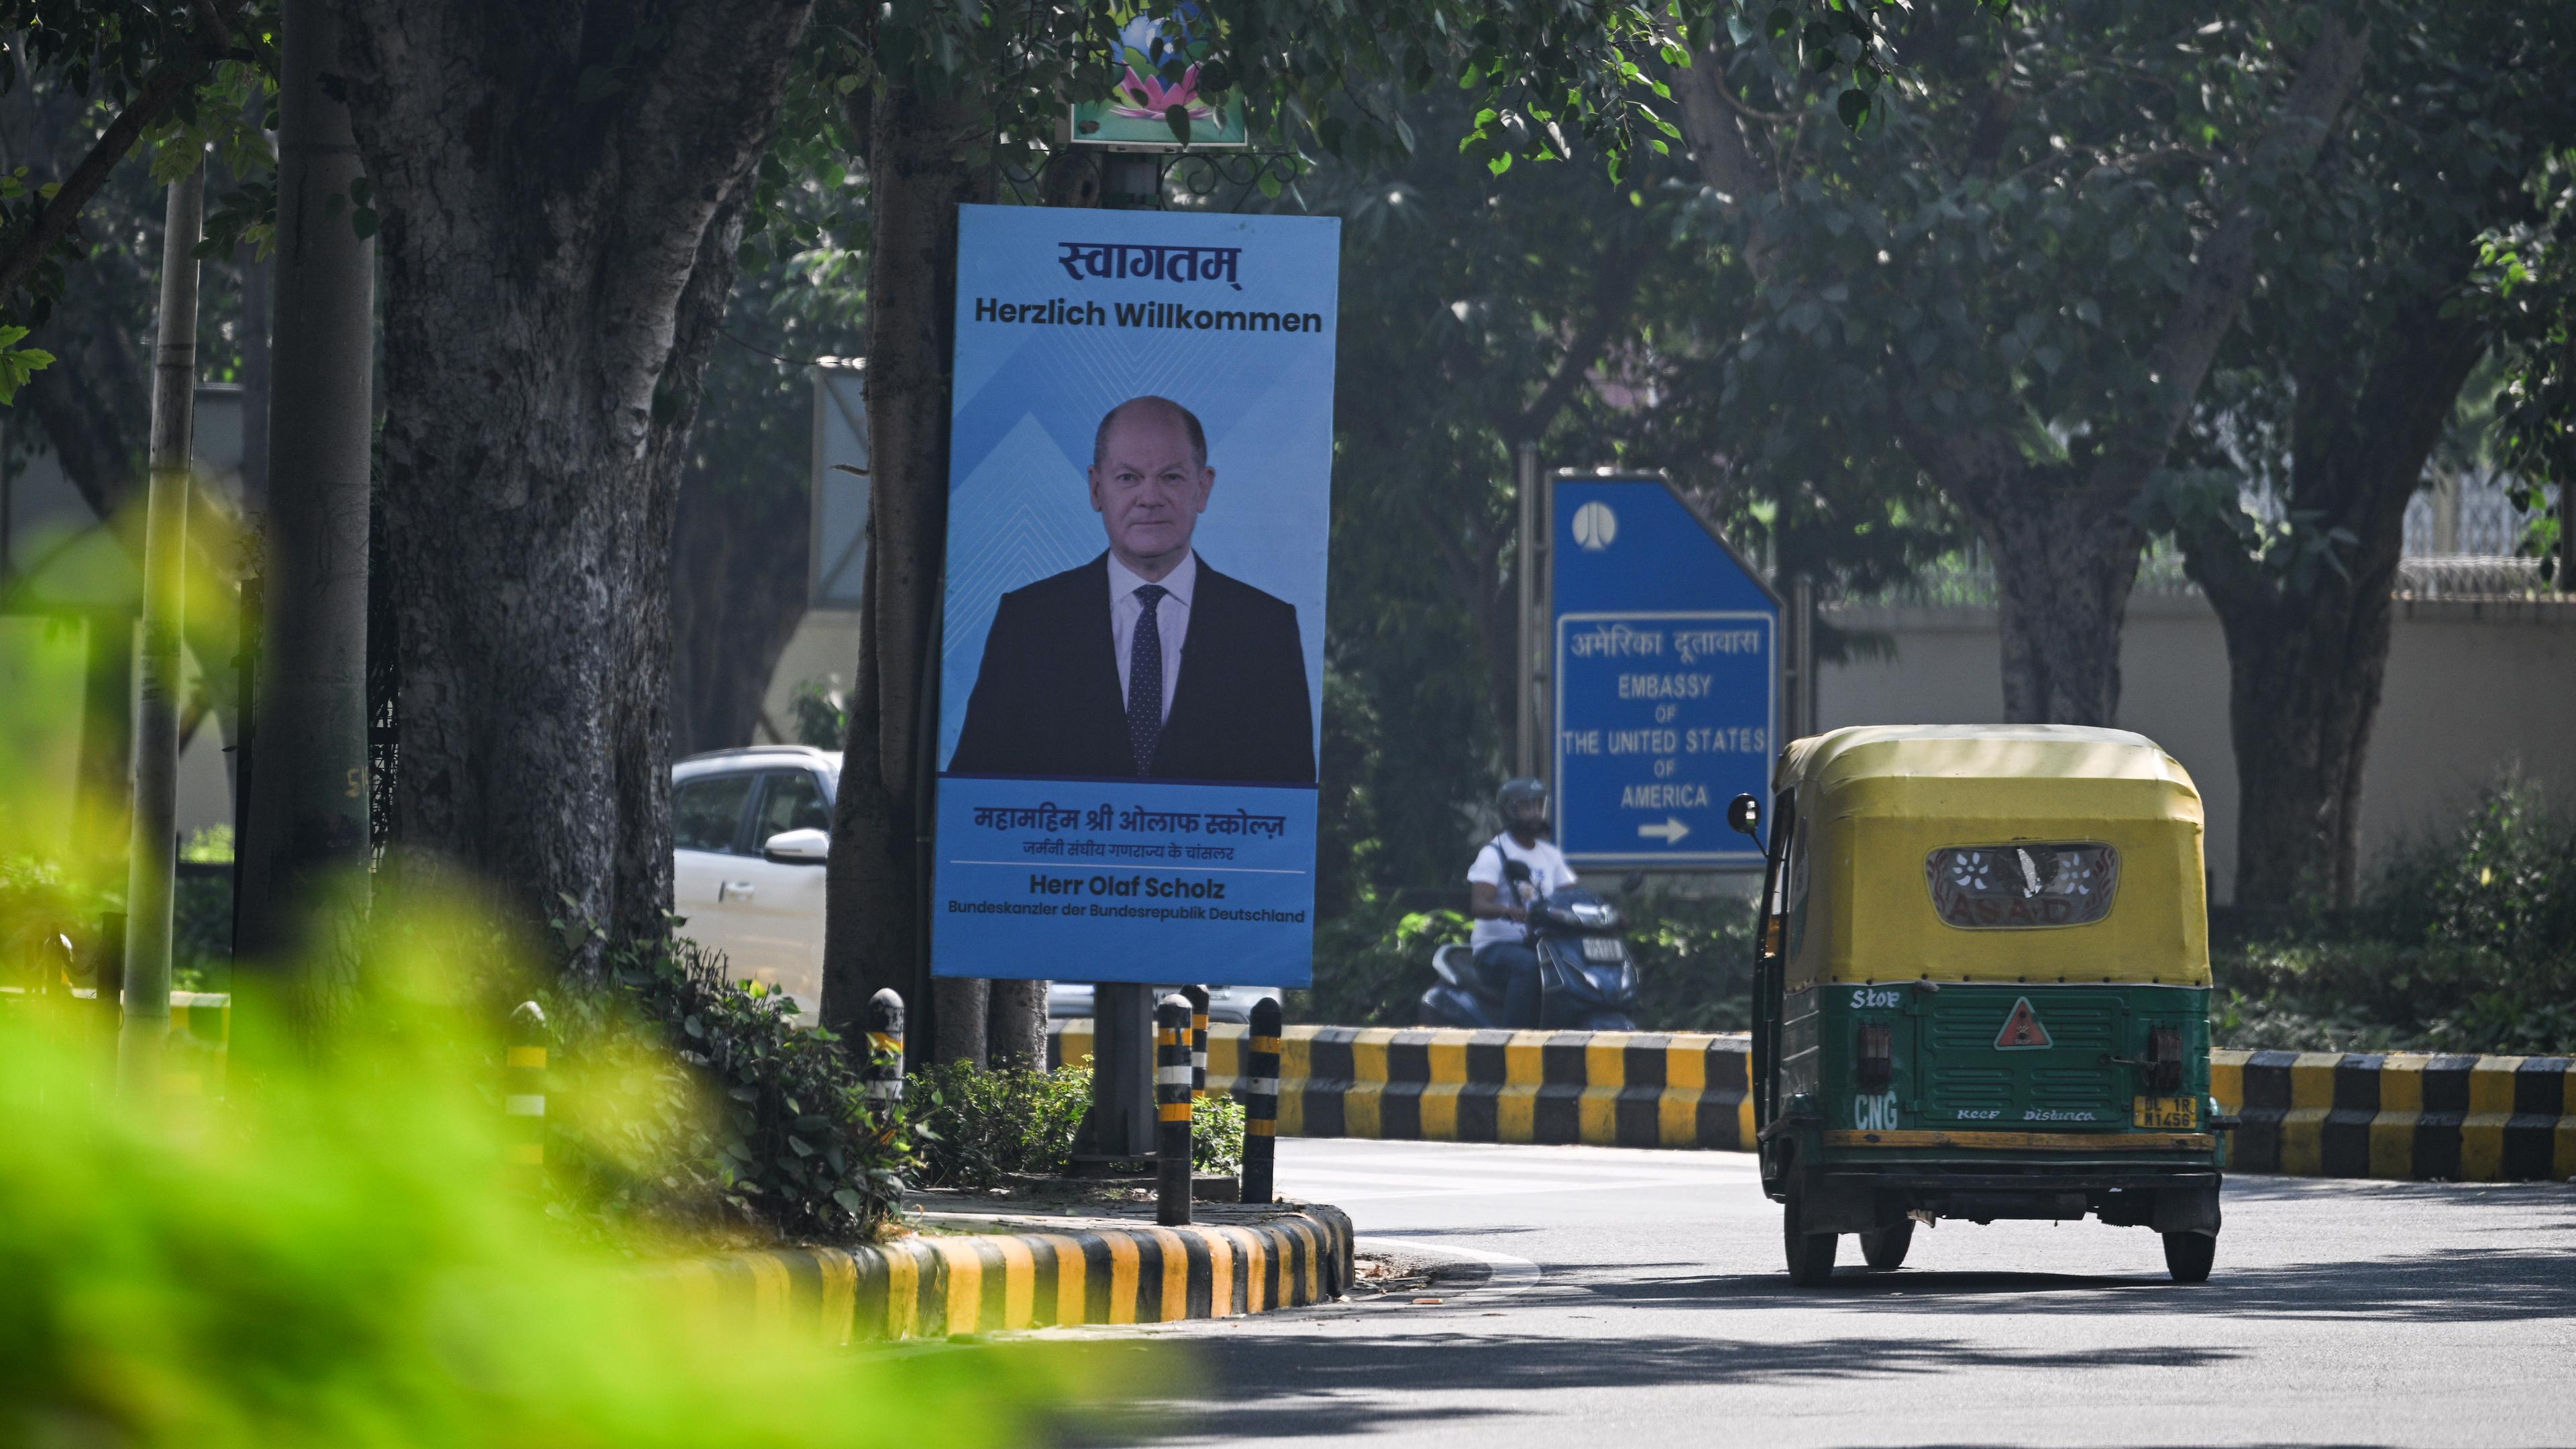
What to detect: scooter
<box><xmin>1420</xmin><ymin>859</ymin><xmax>1643</xmax><ymax>1031</ymax></box>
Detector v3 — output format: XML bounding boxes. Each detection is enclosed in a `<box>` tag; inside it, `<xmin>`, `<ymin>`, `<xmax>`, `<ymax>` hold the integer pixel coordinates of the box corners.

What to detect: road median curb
<box><xmin>661</xmin><ymin>1201</ymin><xmax>1353</xmax><ymax>1342</ymax></box>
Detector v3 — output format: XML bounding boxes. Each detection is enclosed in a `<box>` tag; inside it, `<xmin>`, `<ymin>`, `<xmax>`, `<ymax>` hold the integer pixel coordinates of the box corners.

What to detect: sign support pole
<box><xmin>1515</xmin><ymin>441</ymin><xmax>1540</xmax><ymax>777</ymax></box>
<box><xmin>1788</xmin><ymin>576</ymin><xmax>1815</xmax><ymax>741</ymax></box>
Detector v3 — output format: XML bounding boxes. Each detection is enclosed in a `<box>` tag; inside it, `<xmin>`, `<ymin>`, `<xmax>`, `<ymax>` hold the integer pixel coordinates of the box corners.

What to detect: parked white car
<box><xmin>671</xmin><ymin>746</ymin><xmax>838</xmax><ymax>1017</ymax></box>
<box><xmin>1044</xmin><ymin>982</ymin><xmax>1283</xmax><ymax>1025</ymax></box>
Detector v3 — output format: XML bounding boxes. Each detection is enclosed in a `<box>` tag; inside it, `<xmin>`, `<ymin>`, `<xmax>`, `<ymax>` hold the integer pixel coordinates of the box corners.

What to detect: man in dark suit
<box><xmin>948</xmin><ymin>395</ymin><xmax>1315</xmax><ymax>785</ymax></box>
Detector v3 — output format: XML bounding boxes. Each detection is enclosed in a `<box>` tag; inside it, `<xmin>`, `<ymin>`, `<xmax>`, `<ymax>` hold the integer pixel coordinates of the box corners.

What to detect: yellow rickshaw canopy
<box><xmin>1774</xmin><ymin>725</ymin><xmax>2210</xmax><ymax>987</ymax></box>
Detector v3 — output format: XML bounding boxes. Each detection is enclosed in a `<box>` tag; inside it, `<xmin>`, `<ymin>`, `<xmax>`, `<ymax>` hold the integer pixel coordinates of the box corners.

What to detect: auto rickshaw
<box><xmin>1727</xmin><ymin>724</ymin><xmax>2231</xmax><ymax>1285</ymax></box>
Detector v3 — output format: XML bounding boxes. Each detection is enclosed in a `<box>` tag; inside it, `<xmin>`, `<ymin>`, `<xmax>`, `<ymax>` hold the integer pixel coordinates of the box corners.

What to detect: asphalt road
<box><xmin>1066</xmin><ymin>1137</ymin><xmax>2576</xmax><ymax>1448</ymax></box>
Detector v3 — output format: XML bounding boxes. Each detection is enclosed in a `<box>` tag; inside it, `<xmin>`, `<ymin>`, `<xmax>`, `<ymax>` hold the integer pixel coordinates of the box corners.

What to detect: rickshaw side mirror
<box><xmin>1726</xmin><ymin>794</ymin><xmax>1762</xmax><ymax>839</ymax></box>
<box><xmin>1619</xmin><ymin>872</ymin><xmax>1646</xmax><ymax>896</ymax></box>
<box><xmin>1503</xmin><ymin>859</ymin><xmax>1534</xmax><ymax>885</ymax></box>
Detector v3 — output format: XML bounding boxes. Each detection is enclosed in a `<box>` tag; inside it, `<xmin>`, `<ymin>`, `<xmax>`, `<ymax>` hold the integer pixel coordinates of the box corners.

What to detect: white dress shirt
<box><xmin>1108</xmin><ymin>549</ymin><xmax>1195</xmax><ymax>724</ymax></box>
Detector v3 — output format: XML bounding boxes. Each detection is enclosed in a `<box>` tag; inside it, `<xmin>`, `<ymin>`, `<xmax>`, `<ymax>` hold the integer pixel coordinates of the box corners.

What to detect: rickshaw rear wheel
<box><xmin>1782</xmin><ymin>1182</ymin><xmax>1839</xmax><ymax>1285</ymax></box>
<box><xmin>1859</xmin><ymin>1221</ymin><xmax>1913</xmax><ymax>1271</ymax></box>
<box><xmin>2162</xmin><ymin>1230</ymin><xmax>2216</xmax><ymax>1284</ymax></box>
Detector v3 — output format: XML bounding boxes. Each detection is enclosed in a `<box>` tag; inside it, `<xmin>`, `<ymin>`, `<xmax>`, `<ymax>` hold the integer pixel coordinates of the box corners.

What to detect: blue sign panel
<box><xmin>929</xmin><ymin>205</ymin><xmax>1340</xmax><ymax>985</ymax></box>
<box><xmin>1552</xmin><ymin>476</ymin><xmax>1778</xmax><ymax>868</ymax></box>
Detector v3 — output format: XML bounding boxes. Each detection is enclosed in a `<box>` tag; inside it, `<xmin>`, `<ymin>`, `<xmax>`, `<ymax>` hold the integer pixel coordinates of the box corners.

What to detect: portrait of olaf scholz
<box><xmin>946</xmin><ymin>395</ymin><xmax>1316</xmax><ymax>786</ymax></box>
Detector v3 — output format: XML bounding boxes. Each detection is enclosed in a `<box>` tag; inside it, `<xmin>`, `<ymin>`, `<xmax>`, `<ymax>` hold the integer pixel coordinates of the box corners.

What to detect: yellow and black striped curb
<box><xmin>1052</xmin><ymin>1020</ymin><xmax>1758</xmax><ymax>1150</ymax></box>
<box><xmin>659</xmin><ymin>1205</ymin><xmax>1352</xmax><ymax>1342</ymax></box>
<box><xmin>2216</xmin><ymin>1050</ymin><xmax>2576</xmax><ymax>1181</ymax></box>
<box><xmin>1050</xmin><ymin>1022</ymin><xmax>2576</xmax><ymax>1182</ymax></box>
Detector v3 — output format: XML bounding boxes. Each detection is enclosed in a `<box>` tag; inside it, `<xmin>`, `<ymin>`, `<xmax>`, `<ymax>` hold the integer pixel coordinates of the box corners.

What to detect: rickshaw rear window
<box><xmin>1925</xmin><ymin>843</ymin><xmax>2118</xmax><ymax>928</ymax></box>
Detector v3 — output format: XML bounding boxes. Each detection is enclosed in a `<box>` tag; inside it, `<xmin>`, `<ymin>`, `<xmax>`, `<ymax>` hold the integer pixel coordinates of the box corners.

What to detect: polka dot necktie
<box><xmin>1126</xmin><ymin>584</ymin><xmax>1169</xmax><ymax>775</ymax></box>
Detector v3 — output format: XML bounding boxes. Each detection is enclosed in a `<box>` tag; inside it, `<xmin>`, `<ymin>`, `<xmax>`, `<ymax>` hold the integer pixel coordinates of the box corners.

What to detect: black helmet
<box><xmin>1497</xmin><ymin>777</ymin><xmax>1549</xmax><ymax>829</ymax></box>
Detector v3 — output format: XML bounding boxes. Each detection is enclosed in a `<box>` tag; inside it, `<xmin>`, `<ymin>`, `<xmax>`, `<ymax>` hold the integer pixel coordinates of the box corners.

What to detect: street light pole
<box><xmin>118</xmin><ymin>162</ymin><xmax>205</xmax><ymax>1097</ymax></box>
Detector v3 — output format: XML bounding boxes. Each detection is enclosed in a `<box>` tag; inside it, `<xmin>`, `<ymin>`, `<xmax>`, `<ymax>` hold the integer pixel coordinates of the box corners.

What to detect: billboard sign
<box><xmin>1551</xmin><ymin>474</ymin><xmax>1779</xmax><ymax>869</ymax></box>
<box><xmin>929</xmin><ymin>203</ymin><xmax>1338</xmax><ymax>985</ymax></box>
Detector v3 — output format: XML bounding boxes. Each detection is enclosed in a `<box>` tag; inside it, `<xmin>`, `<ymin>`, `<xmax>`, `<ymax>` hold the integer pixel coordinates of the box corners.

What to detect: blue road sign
<box><xmin>1551</xmin><ymin>475</ymin><xmax>1779</xmax><ymax>869</ymax></box>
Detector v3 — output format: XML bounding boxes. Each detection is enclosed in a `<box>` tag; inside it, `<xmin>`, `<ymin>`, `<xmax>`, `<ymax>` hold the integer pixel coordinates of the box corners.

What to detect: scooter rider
<box><xmin>1465</xmin><ymin>777</ymin><xmax>1579</xmax><ymax>1030</ymax></box>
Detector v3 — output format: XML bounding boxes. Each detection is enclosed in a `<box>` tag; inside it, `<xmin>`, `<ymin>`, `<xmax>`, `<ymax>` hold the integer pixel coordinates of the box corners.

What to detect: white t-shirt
<box><xmin>1465</xmin><ymin>833</ymin><xmax>1578</xmax><ymax>951</ymax></box>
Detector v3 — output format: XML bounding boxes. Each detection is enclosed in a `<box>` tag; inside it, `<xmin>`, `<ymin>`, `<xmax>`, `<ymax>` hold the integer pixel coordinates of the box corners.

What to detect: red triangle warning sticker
<box><xmin>1994</xmin><ymin>997</ymin><xmax>2053</xmax><ymax>1051</ymax></box>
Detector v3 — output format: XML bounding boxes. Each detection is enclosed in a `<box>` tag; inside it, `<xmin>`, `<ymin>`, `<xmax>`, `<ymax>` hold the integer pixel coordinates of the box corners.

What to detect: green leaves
<box><xmin>0</xmin><ymin>324</ymin><xmax>55</xmax><ymax>403</ymax></box>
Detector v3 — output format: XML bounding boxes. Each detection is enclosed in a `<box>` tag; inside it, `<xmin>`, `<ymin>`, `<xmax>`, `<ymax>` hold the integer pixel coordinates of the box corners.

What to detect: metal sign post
<box><xmin>1515</xmin><ymin>441</ymin><xmax>1542</xmax><ymax>776</ymax></box>
<box><xmin>1548</xmin><ymin>470</ymin><xmax>1781</xmax><ymax>871</ymax></box>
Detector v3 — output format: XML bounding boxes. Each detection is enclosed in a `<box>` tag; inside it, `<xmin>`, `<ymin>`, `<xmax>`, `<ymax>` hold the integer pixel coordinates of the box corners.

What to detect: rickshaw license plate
<box><xmin>2133</xmin><ymin>1096</ymin><xmax>2198</xmax><ymax>1130</ymax></box>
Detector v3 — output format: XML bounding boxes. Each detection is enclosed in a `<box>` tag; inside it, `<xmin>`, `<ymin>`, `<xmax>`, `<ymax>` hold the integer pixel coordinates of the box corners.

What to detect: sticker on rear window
<box><xmin>1925</xmin><ymin>843</ymin><xmax>2118</xmax><ymax>928</ymax></box>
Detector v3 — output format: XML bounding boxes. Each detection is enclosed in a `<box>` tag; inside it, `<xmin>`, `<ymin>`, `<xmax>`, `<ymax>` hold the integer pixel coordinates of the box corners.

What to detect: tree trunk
<box><xmin>339</xmin><ymin>0</ymin><xmax>808</xmax><ymax>963</ymax></box>
<box><xmin>1975</xmin><ymin>479</ymin><xmax>2143</xmax><ymax>726</ymax></box>
<box><xmin>985</xmin><ymin>977</ymin><xmax>1045</xmax><ymax>1071</ymax></box>
<box><xmin>669</xmin><ymin>467</ymin><xmax>810</xmax><ymax>756</ymax></box>
<box><xmin>821</xmin><ymin>78</ymin><xmax>985</xmax><ymax>1050</ymax></box>
<box><xmin>2185</xmin><ymin>301</ymin><xmax>2487</xmax><ymax>906</ymax></box>
<box><xmin>233</xmin><ymin>0</ymin><xmax>374</xmax><ymax>1042</ymax></box>
<box><xmin>2212</xmin><ymin>586</ymin><xmax>2383</xmax><ymax>906</ymax></box>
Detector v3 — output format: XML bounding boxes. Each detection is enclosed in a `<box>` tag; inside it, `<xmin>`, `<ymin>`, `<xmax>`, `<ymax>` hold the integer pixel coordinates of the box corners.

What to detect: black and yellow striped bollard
<box><xmin>1243</xmin><ymin>996</ymin><xmax>1281</xmax><ymax>1205</ymax></box>
<box><xmin>1156</xmin><ymin>993</ymin><xmax>1194</xmax><ymax>1226</ymax></box>
<box><xmin>506</xmin><ymin>1001</ymin><xmax>547</xmax><ymax>1183</ymax></box>
<box><xmin>1185</xmin><ymin>984</ymin><xmax>1211</xmax><ymax>1097</ymax></box>
<box><xmin>863</xmin><ymin>989</ymin><xmax>906</xmax><ymax>1134</ymax></box>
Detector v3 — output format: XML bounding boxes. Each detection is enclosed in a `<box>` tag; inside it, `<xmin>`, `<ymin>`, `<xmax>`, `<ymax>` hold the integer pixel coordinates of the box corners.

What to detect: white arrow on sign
<box><xmin>1638</xmin><ymin>817</ymin><xmax>1691</xmax><ymax>845</ymax></box>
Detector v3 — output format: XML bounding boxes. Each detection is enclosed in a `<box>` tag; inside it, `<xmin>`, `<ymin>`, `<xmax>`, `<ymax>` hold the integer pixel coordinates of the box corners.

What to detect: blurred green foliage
<box><xmin>0</xmin><ymin>896</ymin><xmax>1117</xmax><ymax>1448</ymax></box>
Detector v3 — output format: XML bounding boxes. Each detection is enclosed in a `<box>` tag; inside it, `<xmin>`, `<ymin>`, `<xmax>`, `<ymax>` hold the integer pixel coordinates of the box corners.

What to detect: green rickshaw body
<box><xmin>1749</xmin><ymin>725</ymin><xmax>2228</xmax><ymax>1278</ymax></box>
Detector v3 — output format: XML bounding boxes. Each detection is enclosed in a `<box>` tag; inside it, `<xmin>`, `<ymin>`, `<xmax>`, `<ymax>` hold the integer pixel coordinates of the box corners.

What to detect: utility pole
<box><xmin>235</xmin><ymin>0</ymin><xmax>376</xmax><ymax>1043</ymax></box>
<box><xmin>119</xmin><ymin>164</ymin><xmax>205</xmax><ymax>1096</ymax></box>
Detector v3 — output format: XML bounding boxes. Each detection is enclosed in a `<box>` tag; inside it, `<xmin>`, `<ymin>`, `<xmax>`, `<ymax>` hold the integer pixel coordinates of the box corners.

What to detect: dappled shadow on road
<box><xmin>1079</xmin><ymin>1330</ymin><xmax>2239</xmax><ymax>1443</ymax></box>
<box><xmin>1593</xmin><ymin>1244</ymin><xmax>2576</xmax><ymax>1324</ymax></box>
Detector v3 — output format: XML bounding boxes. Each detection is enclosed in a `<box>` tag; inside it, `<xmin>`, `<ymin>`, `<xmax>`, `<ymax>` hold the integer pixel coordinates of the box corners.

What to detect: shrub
<box><xmin>2210</xmin><ymin>771</ymin><xmax>2576</xmax><ymax>1055</ymax></box>
<box><xmin>2371</xmin><ymin>769</ymin><xmax>2576</xmax><ymax>965</ymax></box>
<box><xmin>910</xmin><ymin>1057</ymin><xmax>1247</xmax><ymax>1185</ymax></box>
<box><xmin>910</xmin><ymin>1059</ymin><xmax>1092</xmax><ymax>1189</ymax></box>
<box><xmin>1295</xmin><ymin>903</ymin><xmax>1466</xmax><ymax>1026</ymax></box>
<box><xmin>1626</xmin><ymin>890</ymin><xmax>1758</xmax><ymax>1033</ymax></box>
<box><xmin>1191</xmin><ymin>1087</ymin><xmax>1247</xmax><ymax>1175</ymax></box>
<box><xmin>541</xmin><ymin>916</ymin><xmax>911</xmax><ymax>1242</ymax></box>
